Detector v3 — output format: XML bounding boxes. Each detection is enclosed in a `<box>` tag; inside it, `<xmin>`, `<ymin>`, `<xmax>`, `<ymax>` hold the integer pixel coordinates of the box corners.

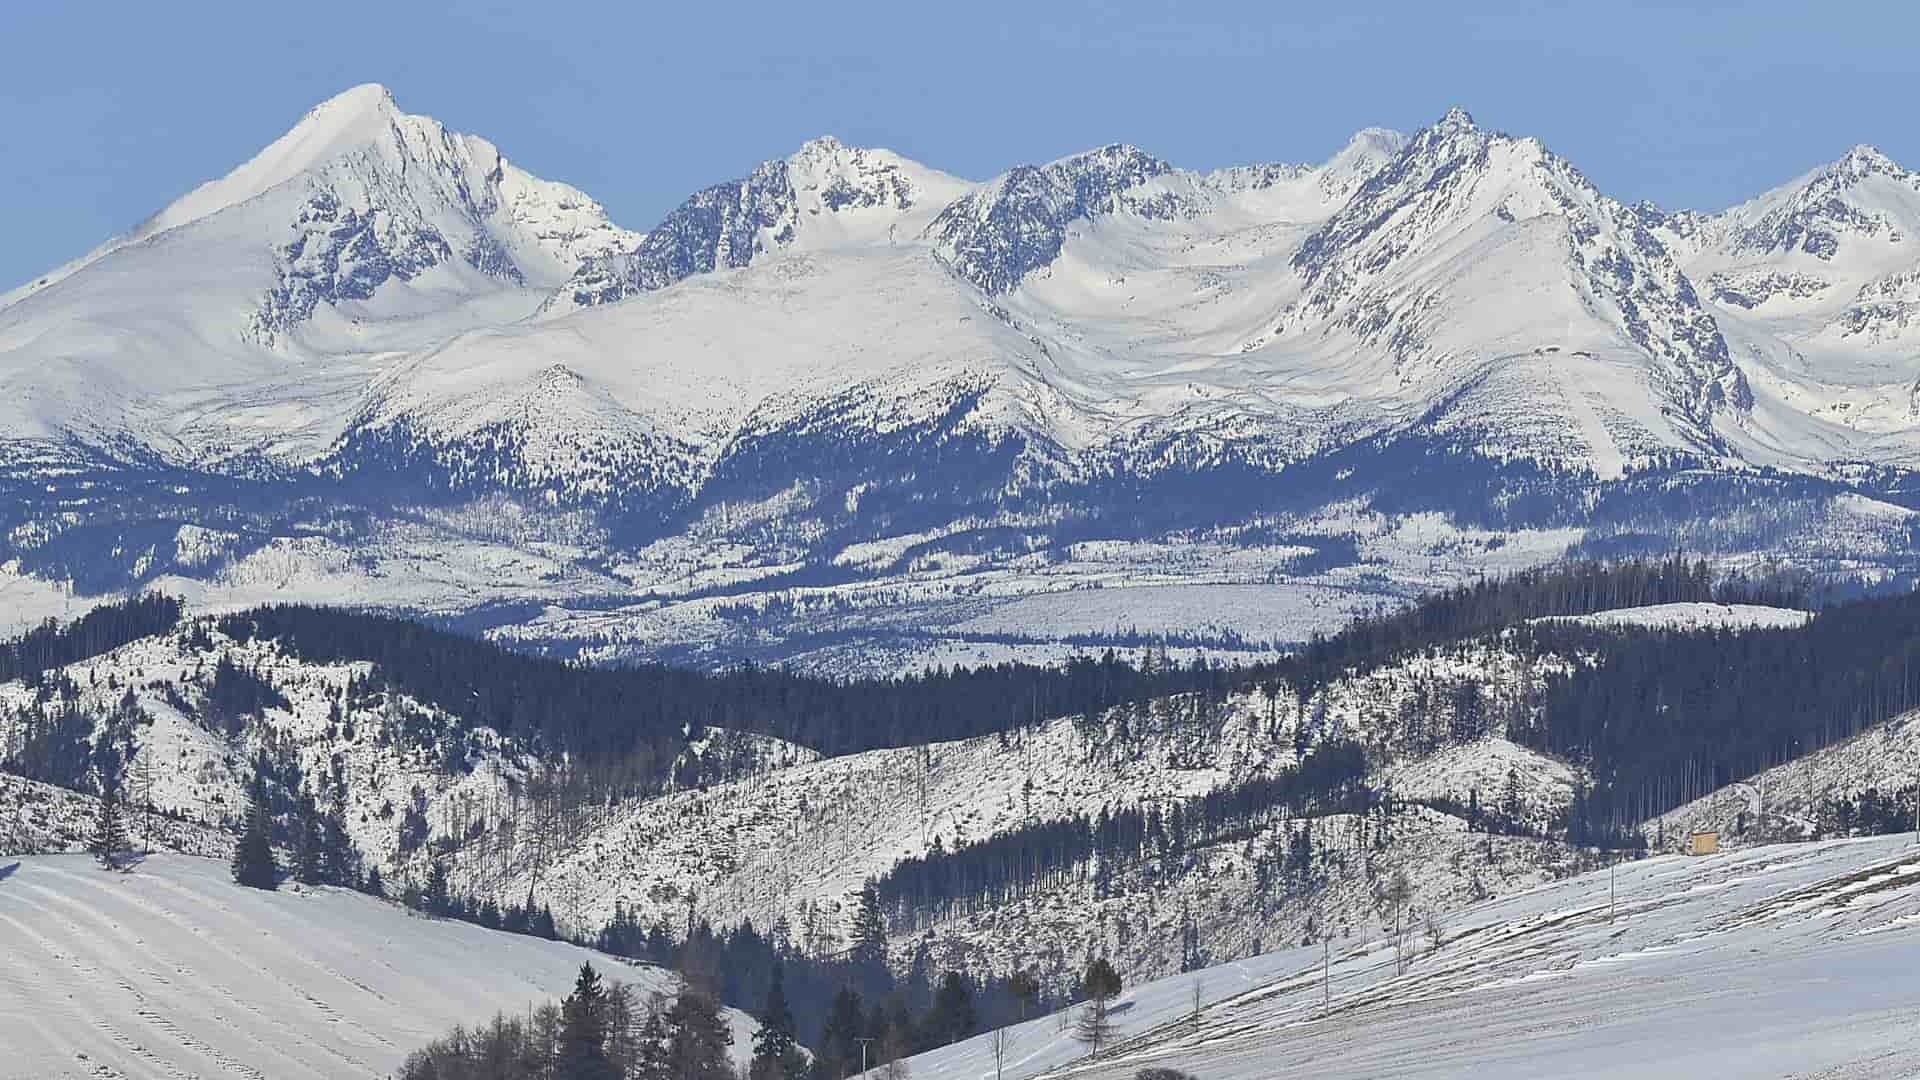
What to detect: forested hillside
<box><xmin>7</xmin><ymin>557</ymin><xmax>1920</xmax><ymax>1077</ymax></box>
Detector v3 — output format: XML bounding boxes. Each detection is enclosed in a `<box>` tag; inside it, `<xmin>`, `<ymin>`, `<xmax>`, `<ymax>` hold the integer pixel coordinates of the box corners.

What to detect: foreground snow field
<box><xmin>907</xmin><ymin>835</ymin><xmax>1920</xmax><ymax>1080</ymax></box>
<box><xmin>0</xmin><ymin>854</ymin><xmax>754</xmax><ymax>1080</ymax></box>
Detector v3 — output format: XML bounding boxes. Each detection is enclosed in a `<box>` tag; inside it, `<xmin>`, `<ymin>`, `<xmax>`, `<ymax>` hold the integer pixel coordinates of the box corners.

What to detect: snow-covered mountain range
<box><xmin>9</xmin><ymin>86</ymin><xmax>1920</xmax><ymax>662</ymax></box>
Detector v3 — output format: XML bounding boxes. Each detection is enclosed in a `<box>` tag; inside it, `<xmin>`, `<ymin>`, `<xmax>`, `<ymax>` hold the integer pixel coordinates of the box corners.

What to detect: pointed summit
<box><xmin>1829</xmin><ymin>143</ymin><xmax>1902</xmax><ymax>182</ymax></box>
<box><xmin>133</xmin><ymin>83</ymin><xmax>414</xmax><ymax>241</ymax></box>
<box><xmin>1437</xmin><ymin>105</ymin><xmax>1476</xmax><ymax>130</ymax></box>
<box><xmin>1721</xmin><ymin>141</ymin><xmax>1920</xmax><ymax>260</ymax></box>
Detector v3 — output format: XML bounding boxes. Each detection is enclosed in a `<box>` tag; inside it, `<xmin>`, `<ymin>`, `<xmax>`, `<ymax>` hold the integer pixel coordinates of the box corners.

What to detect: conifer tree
<box><xmin>750</xmin><ymin>961</ymin><xmax>807</xmax><ymax>1080</ymax></box>
<box><xmin>294</xmin><ymin>794</ymin><xmax>325</xmax><ymax>886</ymax></box>
<box><xmin>929</xmin><ymin>971</ymin><xmax>977</xmax><ymax>1048</ymax></box>
<box><xmin>558</xmin><ymin>962</ymin><xmax>618</xmax><ymax>1080</ymax></box>
<box><xmin>665</xmin><ymin>985</ymin><xmax>734</xmax><ymax>1080</ymax></box>
<box><xmin>1073</xmin><ymin>957</ymin><xmax>1123</xmax><ymax>1058</ymax></box>
<box><xmin>89</xmin><ymin>778</ymin><xmax>129</xmax><ymax>868</ymax></box>
<box><xmin>231</xmin><ymin>770</ymin><xmax>278</xmax><ymax>890</ymax></box>
<box><xmin>634</xmin><ymin>1003</ymin><xmax>673</xmax><ymax>1080</ymax></box>
<box><xmin>424</xmin><ymin>862</ymin><xmax>450</xmax><ymax>916</ymax></box>
<box><xmin>850</xmin><ymin>882</ymin><xmax>888</xmax><ymax>969</ymax></box>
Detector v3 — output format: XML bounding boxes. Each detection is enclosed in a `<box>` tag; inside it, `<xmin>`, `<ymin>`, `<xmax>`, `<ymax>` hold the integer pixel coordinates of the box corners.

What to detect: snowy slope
<box><xmin>1650</xmin><ymin>705</ymin><xmax>1920</xmax><ymax>847</ymax></box>
<box><xmin>1531</xmin><ymin>601</ymin><xmax>1813</xmax><ymax>631</ymax></box>
<box><xmin>0</xmin><ymin>773</ymin><xmax>232</xmax><ymax>859</ymax></box>
<box><xmin>1659</xmin><ymin>144</ymin><xmax>1920</xmax><ymax>468</ymax></box>
<box><xmin>905</xmin><ymin>835</ymin><xmax>1920</xmax><ymax>1080</ymax></box>
<box><xmin>0</xmin><ymin>854</ymin><xmax>756</xmax><ymax>1080</ymax></box>
<box><xmin>0</xmin><ymin>84</ymin><xmax>636</xmax><ymax>462</ymax></box>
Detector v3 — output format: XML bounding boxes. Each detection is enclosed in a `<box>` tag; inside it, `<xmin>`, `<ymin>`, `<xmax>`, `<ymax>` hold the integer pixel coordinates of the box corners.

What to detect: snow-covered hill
<box><xmin>905</xmin><ymin>834</ymin><xmax>1920</xmax><ymax>1080</ymax></box>
<box><xmin>0</xmin><ymin>853</ymin><xmax>756</xmax><ymax>1080</ymax></box>
<box><xmin>0</xmin><ymin>610</ymin><xmax>1602</xmax><ymax>995</ymax></box>
<box><xmin>1649</xmin><ymin>705</ymin><xmax>1920</xmax><ymax>847</ymax></box>
<box><xmin>1531</xmin><ymin>600</ymin><xmax>1813</xmax><ymax>631</ymax></box>
<box><xmin>0</xmin><ymin>772</ymin><xmax>231</xmax><ymax>859</ymax></box>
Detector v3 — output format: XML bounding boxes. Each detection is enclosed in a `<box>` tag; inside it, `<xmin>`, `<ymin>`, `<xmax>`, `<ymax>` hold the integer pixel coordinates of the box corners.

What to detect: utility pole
<box><xmin>855</xmin><ymin>1035</ymin><xmax>875</xmax><ymax>1079</ymax></box>
<box><xmin>1322</xmin><ymin>936</ymin><xmax>1330</xmax><ymax>1010</ymax></box>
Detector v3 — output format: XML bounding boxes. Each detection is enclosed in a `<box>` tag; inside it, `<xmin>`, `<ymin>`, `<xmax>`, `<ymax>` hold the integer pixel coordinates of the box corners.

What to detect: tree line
<box><xmin>215</xmin><ymin>605</ymin><xmax>1244</xmax><ymax>786</ymax></box>
<box><xmin>0</xmin><ymin>593</ymin><xmax>180</xmax><ymax>684</ymax></box>
<box><xmin>1509</xmin><ymin>587</ymin><xmax>1920</xmax><ymax>831</ymax></box>
<box><xmin>1265</xmin><ymin>556</ymin><xmax>1806</xmax><ymax>697</ymax></box>
<box><xmin>871</xmin><ymin>741</ymin><xmax>1371</xmax><ymax>933</ymax></box>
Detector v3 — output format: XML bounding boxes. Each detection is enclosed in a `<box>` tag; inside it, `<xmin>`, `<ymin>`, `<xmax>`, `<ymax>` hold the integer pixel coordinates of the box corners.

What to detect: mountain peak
<box><xmin>1437</xmin><ymin>105</ymin><xmax>1476</xmax><ymax>130</ymax></box>
<box><xmin>1830</xmin><ymin>142</ymin><xmax>1902</xmax><ymax>181</ymax></box>
<box><xmin>794</xmin><ymin>133</ymin><xmax>847</xmax><ymax>155</ymax></box>
<box><xmin>307</xmin><ymin>82</ymin><xmax>398</xmax><ymax>117</ymax></box>
<box><xmin>132</xmin><ymin>83</ymin><xmax>418</xmax><ymax>242</ymax></box>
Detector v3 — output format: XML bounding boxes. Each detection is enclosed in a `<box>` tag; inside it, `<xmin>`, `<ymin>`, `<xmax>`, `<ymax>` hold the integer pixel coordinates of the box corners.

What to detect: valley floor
<box><xmin>906</xmin><ymin>835</ymin><xmax>1920</xmax><ymax>1080</ymax></box>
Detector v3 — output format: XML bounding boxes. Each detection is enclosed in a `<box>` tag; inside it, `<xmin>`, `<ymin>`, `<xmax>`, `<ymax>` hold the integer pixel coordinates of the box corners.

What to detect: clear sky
<box><xmin>5</xmin><ymin>0</ymin><xmax>1917</xmax><ymax>290</ymax></box>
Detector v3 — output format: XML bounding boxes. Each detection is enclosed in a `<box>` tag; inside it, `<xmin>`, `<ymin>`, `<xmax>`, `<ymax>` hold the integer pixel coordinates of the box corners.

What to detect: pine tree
<box><xmin>850</xmin><ymin>881</ymin><xmax>888</xmax><ymax>969</ymax></box>
<box><xmin>750</xmin><ymin>961</ymin><xmax>807</xmax><ymax>1080</ymax></box>
<box><xmin>814</xmin><ymin>987</ymin><xmax>866</xmax><ymax>1080</ymax></box>
<box><xmin>633</xmin><ymin>1003</ymin><xmax>673</xmax><ymax>1080</ymax></box>
<box><xmin>294</xmin><ymin>794</ymin><xmax>325</xmax><ymax>886</ymax></box>
<box><xmin>929</xmin><ymin>971</ymin><xmax>977</xmax><ymax>1047</ymax></box>
<box><xmin>89</xmin><ymin>779</ymin><xmax>129</xmax><ymax>868</ymax></box>
<box><xmin>424</xmin><ymin>862</ymin><xmax>449</xmax><ymax>916</ymax></box>
<box><xmin>231</xmin><ymin>771</ymin><xmax>278</xmax><ymax>890</ymax></box>
<box><xmin>665</xmin><ymin>985</ymin><xmax>734</xmax><ymax>1080</ymax></box>
<box><xmin>1073</xmin><ymin>957</ymin><xmax>1123</xmax><ymax>1058</ymax></box>
<box><xmin>558</xmin><ymin>962</ymin><xmax>619</xmax><ymax>1080</ymax></box>
<box><xmin>1007</xmin><ymin>967</ymin><xmax>1040</xmax><ymax>1021</ymax></box>
<box><xmin>323</xmin><ymin>766</ymin><xmax>357</xmax><ymax>886</ymax></box>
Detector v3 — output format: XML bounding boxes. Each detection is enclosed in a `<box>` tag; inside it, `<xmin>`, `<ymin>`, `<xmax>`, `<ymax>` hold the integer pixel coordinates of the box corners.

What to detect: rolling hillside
<box><xmin>904</xmin><ymin>834</ymin><xmax>1920</xmax><ymax>1080</ymax></box>
<box><xmin>0</xmin><ymin>853</ymin><xmax>756</xmax><ymax>1080</ymax></box>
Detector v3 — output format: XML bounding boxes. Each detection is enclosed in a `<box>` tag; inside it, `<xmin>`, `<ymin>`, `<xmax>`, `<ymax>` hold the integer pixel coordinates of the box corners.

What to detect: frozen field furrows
<box><xmin>906</xmin><ymin>835</ymin><xmax>1920</xmax><ymax>1080</ymax></box>
<box><xmin>0</xmin><ymin>854</ymin><xmax>755</xmax><ymax>1080</ymax></box>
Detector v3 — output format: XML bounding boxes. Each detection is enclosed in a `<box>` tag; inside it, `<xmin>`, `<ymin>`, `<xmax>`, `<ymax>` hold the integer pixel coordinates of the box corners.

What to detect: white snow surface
<box><xmin>1532</xmin><ymin>601</ymin><xmax>1813</xmax><ymax>631</ymax></box>
<box><xmin>907</xmin><ymin>835</ymin><xmax>1920</xmax><ymax>1080</ymax></box>
<box><xmin>0</xmin><ymin>853</ymin><xmax>757</xmax><ymax>1080</ymax></box>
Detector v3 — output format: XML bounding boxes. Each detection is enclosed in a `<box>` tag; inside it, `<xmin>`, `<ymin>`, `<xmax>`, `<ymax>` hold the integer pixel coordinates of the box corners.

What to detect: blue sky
<box><xmin>4</xmin><ymin>1</ymin><xmax>1916</xmax><ymax>289</ymax></box>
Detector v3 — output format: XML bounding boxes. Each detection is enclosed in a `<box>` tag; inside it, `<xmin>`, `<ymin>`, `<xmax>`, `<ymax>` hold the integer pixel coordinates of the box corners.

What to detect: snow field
<box><xmin>906</xmin><ymin>834</ymin><xmax>1920</xmax><ymax>1080</ymax></box>
<box><xmin>0</xmin><ymin>853</ymin><xmax>755</xmax><ymax>1080</ymax></box>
